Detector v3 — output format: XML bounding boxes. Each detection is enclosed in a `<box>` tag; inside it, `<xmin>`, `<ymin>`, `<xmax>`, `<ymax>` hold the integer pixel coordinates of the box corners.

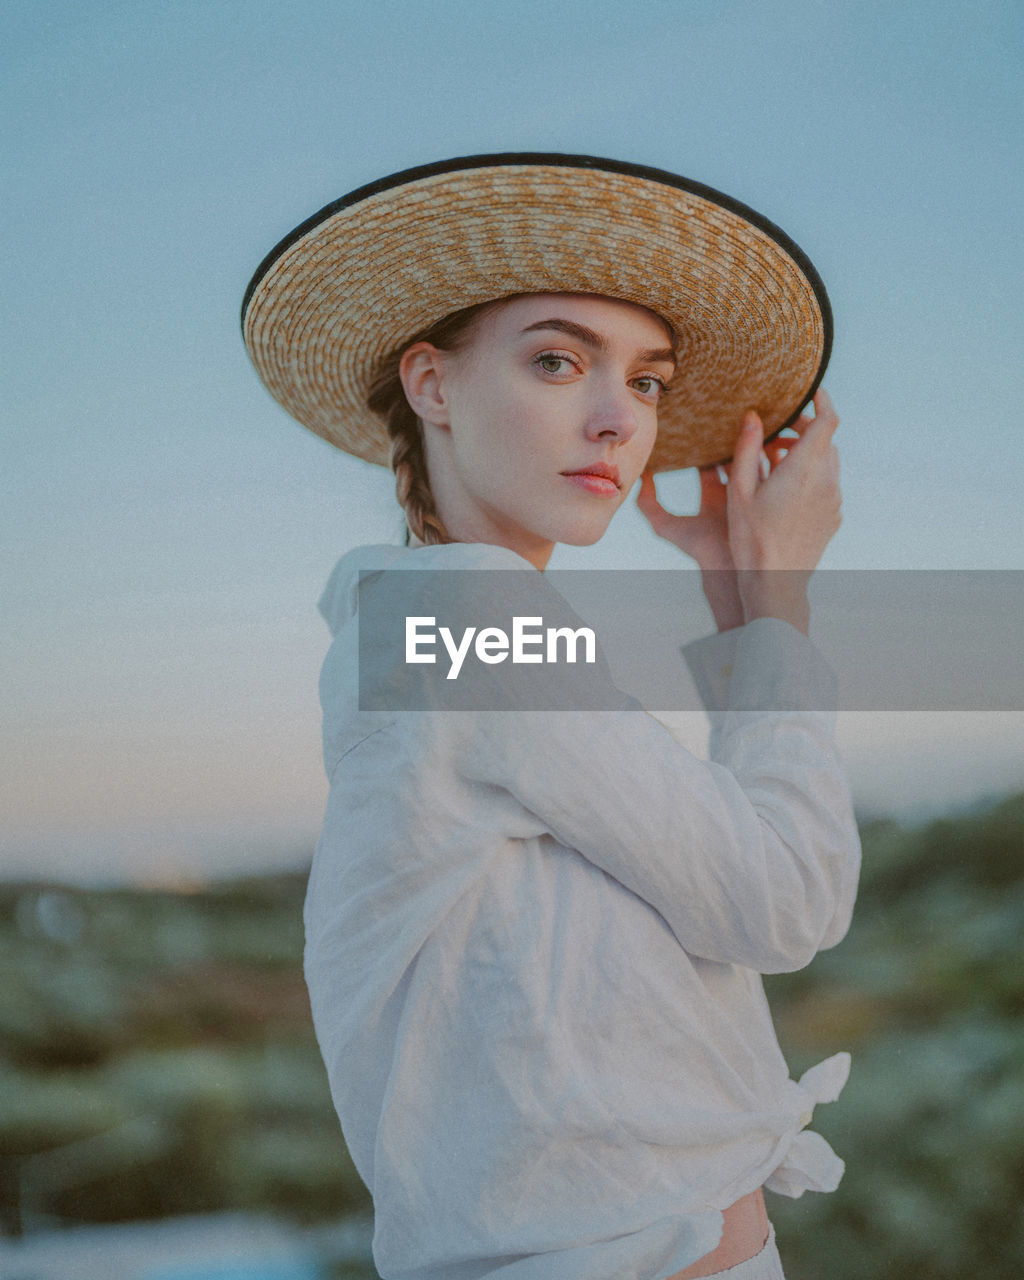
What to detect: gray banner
<box><xmin>357</xmin><ymin>569</ymin><xmax>1023</xmax><ymax>712</ymax></box>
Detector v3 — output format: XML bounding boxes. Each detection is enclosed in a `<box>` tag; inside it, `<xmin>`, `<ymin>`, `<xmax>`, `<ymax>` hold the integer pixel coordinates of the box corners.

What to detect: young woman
<box><xmin>242</xmin><ymin>155</ymin><xmax>860</xmax><ymax>1280</ymax></box>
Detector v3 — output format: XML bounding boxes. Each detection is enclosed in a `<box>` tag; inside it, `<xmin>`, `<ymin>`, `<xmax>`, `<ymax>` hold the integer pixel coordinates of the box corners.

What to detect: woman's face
<box><xmin>403</xmin><ymin>293</ymin><xmax>677</xmax><ymax>570</ymax></box>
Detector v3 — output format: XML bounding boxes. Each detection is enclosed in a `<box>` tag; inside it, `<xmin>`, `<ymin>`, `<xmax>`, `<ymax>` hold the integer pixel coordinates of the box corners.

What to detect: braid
<box><xmin>367</xmin><ymin>300</ymin><xmax>501</xmax><ymax>547</ymax></box>
<box><xmin>385</xmin><ymin>395</ymin><xmax>451</xmax><ymax>547</ymax></box>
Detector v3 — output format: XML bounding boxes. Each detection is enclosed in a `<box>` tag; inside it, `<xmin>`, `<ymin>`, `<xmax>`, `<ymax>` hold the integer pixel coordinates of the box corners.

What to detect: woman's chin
<box><xmin>550</xmin><ymin>512</ymin><xmax>618</xmax><ymax>548</ymax></box>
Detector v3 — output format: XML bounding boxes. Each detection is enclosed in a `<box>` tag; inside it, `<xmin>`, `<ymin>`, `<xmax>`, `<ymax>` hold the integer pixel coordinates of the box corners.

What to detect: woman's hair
<box><xmin>367</xmin><ymin>300</ymin><xmax>501</xmax><ymax>547</ymax></box>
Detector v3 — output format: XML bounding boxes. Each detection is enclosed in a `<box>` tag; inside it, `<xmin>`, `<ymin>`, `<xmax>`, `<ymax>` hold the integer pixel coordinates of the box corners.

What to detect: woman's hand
<box><xmin>727</xmin><ymin>389</ymin><xmax>842</xmax><ymax>633</ymax></box>
<box><xmin>637</xmin><ymin>464</ymin><xmax>745</xmax><ymax>631</ymax></box>
<box><xmin>636</xmin><ymin>389</ymin><xmax>842</xmax><ymax>634</ymax></box>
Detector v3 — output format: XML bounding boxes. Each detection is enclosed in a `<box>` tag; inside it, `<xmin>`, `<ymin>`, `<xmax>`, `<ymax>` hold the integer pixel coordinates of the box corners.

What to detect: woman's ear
<box><xmin>399</xmin><ymin>343</ymin><xmax>450</xmax><ymax>429</ymax></box>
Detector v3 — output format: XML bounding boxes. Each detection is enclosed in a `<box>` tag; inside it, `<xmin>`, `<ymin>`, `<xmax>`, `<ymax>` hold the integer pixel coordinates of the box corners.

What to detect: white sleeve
<box><xmin>428</xmin><ymin>615</ymin><xmax>860</xmax><ymax>973</ymax></box>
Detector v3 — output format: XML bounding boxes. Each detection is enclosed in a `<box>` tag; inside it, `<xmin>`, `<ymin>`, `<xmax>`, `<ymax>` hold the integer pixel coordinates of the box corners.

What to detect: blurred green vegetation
<box><xmin>765</xmin><ymin>791</ymin><xmax>1024</xmax><ymax>1280</ymax></box>
<box><xmin>1</xmin><ymin>792</ymin><xmax>1022</xmax><ymax>1278</ymax></box>
<box><xmin>0</xmin><ymin>873</ymin><xmax>370</xmax><ymax>1239</ymax></box>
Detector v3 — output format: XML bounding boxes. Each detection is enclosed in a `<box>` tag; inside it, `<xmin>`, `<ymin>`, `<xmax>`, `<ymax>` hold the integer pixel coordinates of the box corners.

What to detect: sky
<box><xmin>4</xmin><ymin>0</ymin><xmax>1023</xmax><ymax>882</ymax></box>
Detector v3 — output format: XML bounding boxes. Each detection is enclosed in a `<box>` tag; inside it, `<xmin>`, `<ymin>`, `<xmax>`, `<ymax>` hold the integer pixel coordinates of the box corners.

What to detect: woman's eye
<box><xmin>535</xmin><ymin>353</ymin><xmax>577</xmax><ymax>376</ymax></box>
<box><xmin>632</xmin><ymin>376</ymin><xmax>667</xmax><ymax>399</ymax></box>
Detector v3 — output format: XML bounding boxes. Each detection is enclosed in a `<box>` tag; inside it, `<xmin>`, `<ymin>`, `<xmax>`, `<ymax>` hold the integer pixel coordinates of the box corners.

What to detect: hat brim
<box><xmin>242</xmin><ymin>153</ymin><xmax>832</xmax><ymax>472</ymax></box>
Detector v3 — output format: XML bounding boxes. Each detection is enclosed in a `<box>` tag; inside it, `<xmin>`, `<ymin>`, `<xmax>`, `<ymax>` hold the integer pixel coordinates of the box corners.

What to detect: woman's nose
<box><xmin>584</xmin><ymin>382</ymin><xmax>641</xmax><ymax>445</ymax></box>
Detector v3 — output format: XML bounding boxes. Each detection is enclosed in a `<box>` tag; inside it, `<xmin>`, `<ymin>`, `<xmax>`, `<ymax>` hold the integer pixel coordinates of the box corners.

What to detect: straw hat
<box><xmin>241</xmin><ymin>152</ymin><xmax>832</xmax><ymax>472</ymax></box>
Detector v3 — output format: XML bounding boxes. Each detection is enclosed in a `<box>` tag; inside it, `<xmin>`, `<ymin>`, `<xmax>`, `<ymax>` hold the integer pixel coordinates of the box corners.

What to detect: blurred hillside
<box><xmin>765</xmin><ymin>790</ymin><xmax>1024</xmax><ymax>1279</ymax></box>
<box><xmin>2</xmin><ymin>792</ymin><xmax>1023</xmax><ymax>1278</ymax></box>
<box><xmin>0</xmin><ymin>873</ymin><xmax>369</xmax><ymax>1247</ymax></box>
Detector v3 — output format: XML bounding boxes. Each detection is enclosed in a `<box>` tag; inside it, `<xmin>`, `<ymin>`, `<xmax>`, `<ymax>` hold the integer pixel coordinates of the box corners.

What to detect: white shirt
<box><xmin>304</xmin><ymin>540</ymin><xmax>861</xmax><ymax>1280</ymax></box>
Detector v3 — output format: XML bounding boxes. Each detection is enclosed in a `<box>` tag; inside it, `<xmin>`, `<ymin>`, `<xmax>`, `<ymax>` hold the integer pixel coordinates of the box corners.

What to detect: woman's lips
<box><xmin>562</xmin><ymin>472</ymin><xmax>620</xmax><ymax>498</ymax></box>
<box><xmin>563</xmin><ymin>463</ymin><xmax>619</xmax><ymax>496</ymax></box>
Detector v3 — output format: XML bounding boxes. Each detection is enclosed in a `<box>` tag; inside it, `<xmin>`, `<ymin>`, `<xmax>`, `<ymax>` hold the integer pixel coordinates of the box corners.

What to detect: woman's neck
<box><xmin>405</xmin><ymin>529</ymin><xmax>551</xmax><ymax>570</ymax></box>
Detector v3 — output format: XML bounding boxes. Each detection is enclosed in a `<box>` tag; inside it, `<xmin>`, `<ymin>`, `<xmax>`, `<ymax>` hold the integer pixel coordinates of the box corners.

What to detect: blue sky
<box><xmin>4</xmin><ymin>0</ymin><xmax>1023</xmax><ymax>880</ymax></box>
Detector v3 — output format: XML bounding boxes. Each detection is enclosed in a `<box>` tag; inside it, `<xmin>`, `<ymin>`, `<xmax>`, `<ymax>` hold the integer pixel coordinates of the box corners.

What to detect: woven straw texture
<box><xmin>243</xmin><ymin>161</ymin><xmax>829</xmax><ymax>471</ymax></box>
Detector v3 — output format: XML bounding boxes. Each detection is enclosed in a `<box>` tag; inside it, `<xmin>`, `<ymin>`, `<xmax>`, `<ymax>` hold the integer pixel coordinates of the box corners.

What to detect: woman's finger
<box><xmin>727</xmin><ymin>411</ymin><xmax>764</xmax><ymax>503</ymax></box>
<box><xmin>778</xmin><ymin>413</ymin><xmax>813</xmax><ymax>440</ymax></box>
<box><xmin>699</xmin><ymin>465</ymin><xmax>727</xmax><ymax>500</ymax></box>
<box><xmin>804</xmin><ymin>388</ymin><xmax>840</xmax><ymax>446</ymax></box>
<box><xmin>636</xmin><ymin>472</ymin><xmax>678</xmax><ymax>538</ymax></box>
<box><xmin>635</xmin><ymin>471</ymin><xmax>661</xmax><ymax>512</ymax></box>
<box><xmin>763</xmin><ymin>436</ymin><xmax>792</xmax><ymax>461</ymax></box>
<box><xmin>813</xmin><ymin>386</ymin><xmax>838</xmax><ymax>422</ymax></box>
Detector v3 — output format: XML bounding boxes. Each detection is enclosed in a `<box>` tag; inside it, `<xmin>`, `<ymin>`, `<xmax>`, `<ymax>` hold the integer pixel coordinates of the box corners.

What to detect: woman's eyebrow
<box><xmin>520</xmin><ymin>318</ymin><xmax>607</xmax><ymax>349</ymax></box>
<box><xmin>520</xmin><ymin>318</ymin><xmax>676</xmax><ymax>368</ymax></box>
